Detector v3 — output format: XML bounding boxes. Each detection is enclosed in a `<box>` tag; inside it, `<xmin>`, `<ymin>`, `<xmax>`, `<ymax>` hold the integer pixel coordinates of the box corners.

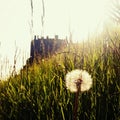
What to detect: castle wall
<box><xmin>29</xmin><ymin>36</ymin><xmax>66</xmax><ymax>64</ymax></box>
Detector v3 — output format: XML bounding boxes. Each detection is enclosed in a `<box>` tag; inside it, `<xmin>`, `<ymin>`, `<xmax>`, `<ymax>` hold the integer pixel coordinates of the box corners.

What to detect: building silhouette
<box><xmin>29</xmin><ymin>35</ymin><xmax>67</xmax><ymax>64</ymax></box>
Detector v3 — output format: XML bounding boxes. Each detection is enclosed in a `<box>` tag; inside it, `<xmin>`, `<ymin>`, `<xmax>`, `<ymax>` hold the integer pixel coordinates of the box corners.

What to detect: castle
<box><xmin>28</xmin><ymin>35</ymin><xmax>67</xmax><ymax>64</ymax></box>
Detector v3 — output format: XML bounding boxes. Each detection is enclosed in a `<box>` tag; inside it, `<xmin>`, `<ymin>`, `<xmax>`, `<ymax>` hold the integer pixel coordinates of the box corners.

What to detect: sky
<box><xmin>0</xmin><ymin>0</ymin><xmax>111</xmax><ymax>79</ymax></box>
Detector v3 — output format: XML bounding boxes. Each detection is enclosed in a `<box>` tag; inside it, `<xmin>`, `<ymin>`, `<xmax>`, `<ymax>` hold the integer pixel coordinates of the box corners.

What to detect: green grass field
<box><xmin>0</xmin><ymin>26</ymin><xmax>120</xmax><ymax>120</ymax></box>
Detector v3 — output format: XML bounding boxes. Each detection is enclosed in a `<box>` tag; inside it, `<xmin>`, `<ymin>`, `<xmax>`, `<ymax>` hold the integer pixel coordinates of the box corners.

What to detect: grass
<box><xmin>0</xmin><ymin>26</ymin><xmax>120</xmax><ymax>120</ymax></box>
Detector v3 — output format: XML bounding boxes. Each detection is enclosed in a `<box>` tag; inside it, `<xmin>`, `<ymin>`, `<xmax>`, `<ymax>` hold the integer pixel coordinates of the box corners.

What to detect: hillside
<box><xmin>0</xmin><ymin>27</ymin><xmax>120</xmax><ymax>120</ymax></box>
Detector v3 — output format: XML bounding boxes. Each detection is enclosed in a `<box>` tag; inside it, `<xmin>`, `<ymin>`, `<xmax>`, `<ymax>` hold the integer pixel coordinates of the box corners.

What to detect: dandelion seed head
<box><xmin>65</xmin><ymin>69</ymin><xmax>92</xmax><ymax>92</ymax></box>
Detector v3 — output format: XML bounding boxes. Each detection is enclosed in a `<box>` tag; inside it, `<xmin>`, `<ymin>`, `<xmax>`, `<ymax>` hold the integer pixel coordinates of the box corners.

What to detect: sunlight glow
<box><xmin>0</xmin><ymin>0</ymin><xmax>111</xmax><ymax>79</ymax></box>
<box><xmin>41</xmin><ymin>0</ymin><xmax>110</xmax><ymax>41</ymax></box>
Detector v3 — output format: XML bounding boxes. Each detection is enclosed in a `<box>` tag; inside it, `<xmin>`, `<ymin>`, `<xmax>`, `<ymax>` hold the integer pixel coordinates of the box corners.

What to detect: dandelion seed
<box><xmin>65</xmin><ymin>69</ymin><xmax>92</xmax><ymax>92</ymax></box>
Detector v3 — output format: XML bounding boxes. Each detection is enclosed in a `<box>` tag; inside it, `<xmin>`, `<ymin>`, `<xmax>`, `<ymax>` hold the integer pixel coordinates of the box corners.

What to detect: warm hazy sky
<box><xmin>0</xmin><ymin>0</ymin><xmax>111</xmax><ymax>79</ymax></box>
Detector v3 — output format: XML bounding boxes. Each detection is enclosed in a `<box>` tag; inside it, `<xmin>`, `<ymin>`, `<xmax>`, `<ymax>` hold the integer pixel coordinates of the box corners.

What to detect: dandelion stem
<box><xmin>73</xmin><ymin>85</ymin><xmax>81</xmax><ymax>120</ymax></box>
